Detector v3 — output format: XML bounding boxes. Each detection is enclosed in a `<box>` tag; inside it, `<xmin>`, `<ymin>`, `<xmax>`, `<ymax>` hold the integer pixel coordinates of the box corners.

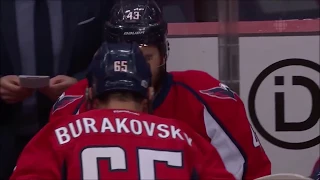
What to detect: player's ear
<box><xmin>148</xmin><ymin>87</ymin><xmax>154</xmax><ymax>101</ymax></box>
<box><xmin>86</xmin><ymin>87</ymin><xmax>94</xmax><ymax>100</ymax></box>
<box><xmin>144</xmin><ymin>87</ymin><xmax>154</xmax><ymax>114</ymax></box>
<box><xmin>86</xmin><ymin>87</ymin><xmax>97</xmax><ymax>109</ymax></box>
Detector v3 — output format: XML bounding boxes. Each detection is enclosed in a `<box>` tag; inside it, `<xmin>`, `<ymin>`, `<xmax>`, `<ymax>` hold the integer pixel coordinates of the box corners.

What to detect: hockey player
<box><xmin>49</xmin><ymin>1</ymin><xmax>271</xmax><ymax>179</ymax></box>
<box><xmin>11</xmin><ymin>42</ymin><xmax>234</xmax><ymax>180</ymax></box>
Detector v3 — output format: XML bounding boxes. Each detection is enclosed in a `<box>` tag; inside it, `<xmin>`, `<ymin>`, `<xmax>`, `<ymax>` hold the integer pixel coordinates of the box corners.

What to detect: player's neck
<box><xmin>154</xmin><ymin>75</ymin><xmax>164</xmax><ymax>95</ymax></box>
<box><xmin>98</xmin><ymin>101</ymin><xmax>143</xmax><ymax>112</ymax></box>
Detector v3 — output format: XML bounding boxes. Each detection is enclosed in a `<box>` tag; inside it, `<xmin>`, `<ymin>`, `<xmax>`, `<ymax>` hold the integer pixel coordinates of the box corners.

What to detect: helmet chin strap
<box><xmin>157</xmin><ymin>62</ymin><xmax>166</xmax><ymax>68</ymax></box>
<box><xmin>157</xmin><ymin>47</ymin><xmax>169</xmax><ymax>68</ymax></box>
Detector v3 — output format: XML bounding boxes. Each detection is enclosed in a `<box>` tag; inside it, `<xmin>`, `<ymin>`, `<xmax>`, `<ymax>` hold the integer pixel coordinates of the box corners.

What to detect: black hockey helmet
<box><xmin>87</xmin><ymin>42</ymin><xmax>152</xmax><ymax>98</ymax></box>
<box><xmin>104</xmin><ymin>0</ymin><xmax>169</xmax><ymax>59</ymax></box>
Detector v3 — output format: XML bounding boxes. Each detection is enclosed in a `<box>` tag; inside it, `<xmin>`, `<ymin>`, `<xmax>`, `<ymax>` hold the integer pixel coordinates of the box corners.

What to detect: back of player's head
<box><xmin>105</xmin><ymin>0</ymin><xmax>168</xmax><ymax>59</ymax></box>
<box><xmin>87</xmin><ymin>42</ymin><xmax>152</xmax><ymax>100</ymax></box>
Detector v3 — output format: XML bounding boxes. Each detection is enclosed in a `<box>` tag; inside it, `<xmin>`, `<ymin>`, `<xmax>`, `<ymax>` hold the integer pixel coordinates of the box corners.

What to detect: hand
<box><xmin>0</xmin><ymin>75</ymin><xmax>34</xmax><ymax>104</ymax></box>
<box><xmin>39</xmin><ymin>75</ymin><xmax>77</xmax><ymax>101</ymax></box>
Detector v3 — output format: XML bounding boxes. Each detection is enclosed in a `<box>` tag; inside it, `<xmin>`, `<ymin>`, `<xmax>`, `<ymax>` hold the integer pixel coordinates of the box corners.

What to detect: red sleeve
<box><xmin>10</xmin><ymin>123</ymin><xmax>62</xmax><ymax>180</ymax></box>
<box><xmin>49</xmin><ymin>79</ymin><xmax>88</xmax><ymax>121</ymax></box>
<box><xmin>311</xmin><ymin>158</ymin><xmax>320</xmax><ymax>177</ymax></box>
<box><xmin>232</xmin><ymin>95</ymin><xmax>271</xmax><ymax>179</ymax></box>
<box><xmin>184</xmin><ymin>70</ymin><xmax>271</xmax><ymax>180</ymax></box>
<box><xmin>199</xmin><ymin>151</ymin><xmax>236</xmax><ymax>179</ymax></box>
<box><xmin>190</xmin><ymin>129</ymin><xmax>236</xmax><ymax>180</ymax></box>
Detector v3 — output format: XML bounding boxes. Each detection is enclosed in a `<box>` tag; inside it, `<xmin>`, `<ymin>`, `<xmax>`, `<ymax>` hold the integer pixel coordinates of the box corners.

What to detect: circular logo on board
<box><xmin>248</xmin><ymin>58</ymin><xmax>320</xmax><ymax>150</ymax></box>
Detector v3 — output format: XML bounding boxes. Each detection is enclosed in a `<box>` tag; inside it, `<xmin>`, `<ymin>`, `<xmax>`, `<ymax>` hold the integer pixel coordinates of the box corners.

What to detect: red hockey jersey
<box><xmin>49</xmin><ymin>70</ymin><xmax>271</xmax><ymax>179</ymax></box>
<box><xmin>11</xmin><ymin>109</ymin><xmax>234</xmax><ymax>180</ymax></box>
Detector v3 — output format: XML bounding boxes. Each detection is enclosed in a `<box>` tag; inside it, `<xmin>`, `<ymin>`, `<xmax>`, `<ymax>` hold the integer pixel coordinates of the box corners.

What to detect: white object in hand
<box><xmin>19</xmin><ymin>75</ymin><xmax>50</xmax><ymax>88</ymax></box>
